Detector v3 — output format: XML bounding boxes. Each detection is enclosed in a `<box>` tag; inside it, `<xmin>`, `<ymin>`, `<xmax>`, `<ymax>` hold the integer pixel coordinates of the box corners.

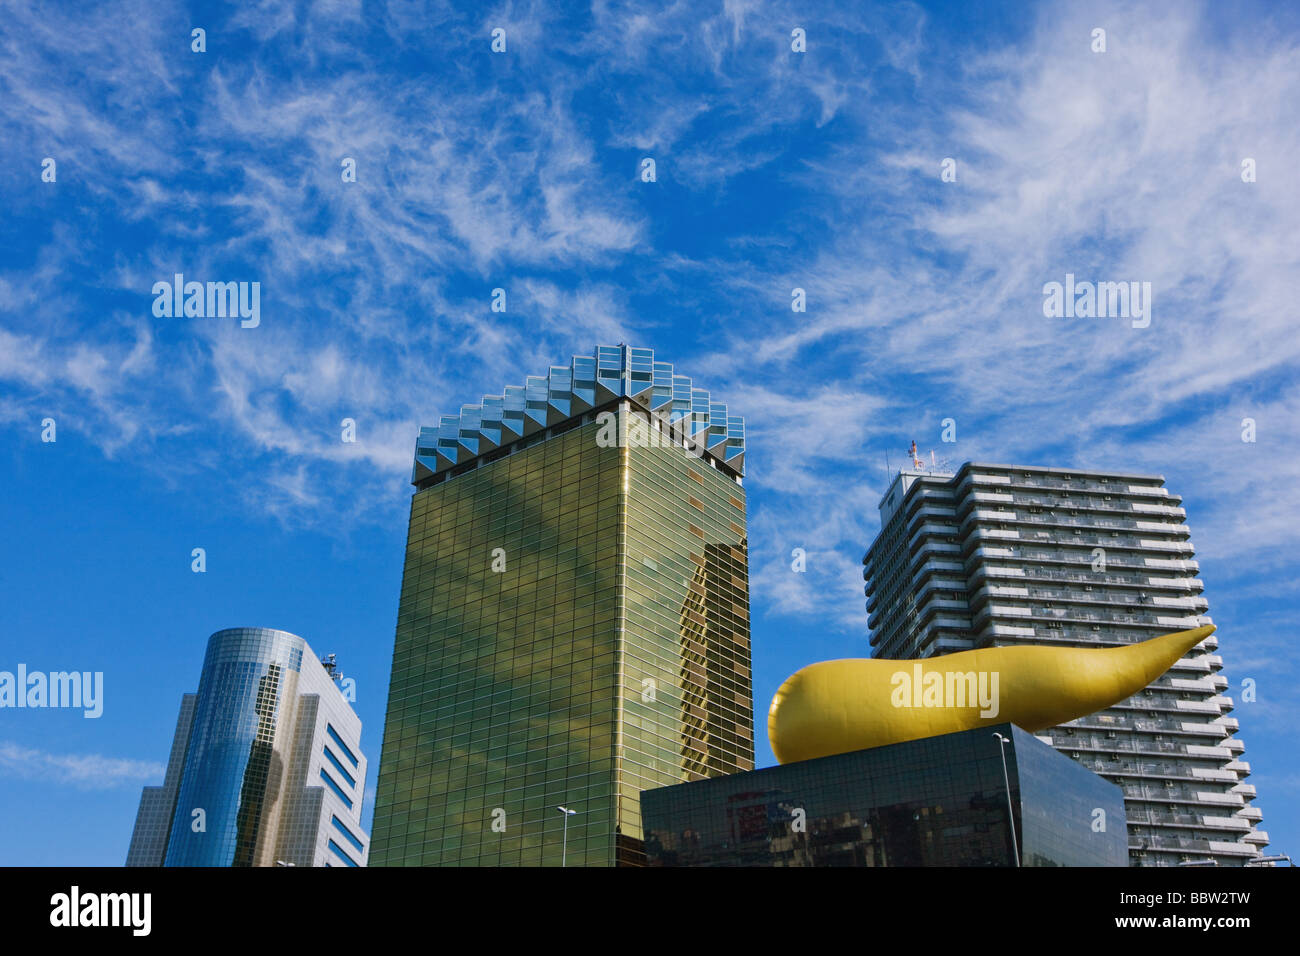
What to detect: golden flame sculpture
<box><xmin>768</xmin><ymin>625</ymin><xmax>1214</xmax><ymax>764</ymax></box>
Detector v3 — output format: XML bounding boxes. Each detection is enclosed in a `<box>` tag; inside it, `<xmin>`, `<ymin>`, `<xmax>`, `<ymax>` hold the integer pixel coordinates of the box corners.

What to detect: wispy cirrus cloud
<box><xmin>2</xmin><ymin>0</ymin><xmax>1298</xmax><ymax>618</ymax></box>
<box><xmin>677</xmin><ymin>2</ymin><xmax>1300</xmax><ymax>632</ymax></box>
<box><xmin>0</xmin><ymin>741</ymin><xmax>164</xmax><ymax>790</ymax></box>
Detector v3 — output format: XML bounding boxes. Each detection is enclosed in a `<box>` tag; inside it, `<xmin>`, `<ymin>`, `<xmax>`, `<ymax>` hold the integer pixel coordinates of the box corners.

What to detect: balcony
<box><xmin>1126</xmin><ymin>810</ymin><xmax>1250</xmax><ymax>831</ymax></box>
<box><xmin>1175</xmin><ymin>700</ymin><xmax>1222</xmax><ymax>715</ymax></box>
<box><xmin>1208</xmin><ymin>841</ymin><xmax>1261</xmax><ymax>857</ymax></box>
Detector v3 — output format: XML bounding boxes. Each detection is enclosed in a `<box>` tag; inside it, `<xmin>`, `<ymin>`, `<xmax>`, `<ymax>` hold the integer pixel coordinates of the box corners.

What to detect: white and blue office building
<box><xmin>127</xmin><ymin>627</ymin><xmax>370</xmax><ymax>867</ymax></box>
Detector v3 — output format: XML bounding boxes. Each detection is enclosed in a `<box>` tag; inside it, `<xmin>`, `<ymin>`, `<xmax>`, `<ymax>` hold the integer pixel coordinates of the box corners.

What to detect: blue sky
<box><xmin>1</xmin><ymin>0</ymin><xmax>1297</xmax><ymax>865</ymax></box>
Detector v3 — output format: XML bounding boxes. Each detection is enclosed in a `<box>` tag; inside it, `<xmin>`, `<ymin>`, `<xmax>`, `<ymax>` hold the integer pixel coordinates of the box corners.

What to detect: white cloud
<box><xmin>2</xmin><ymin>0</ymin><xmax>1297</xmax><ymax>581</ymax></box>
<box><xmin>0</xmin><ymin>741</ymin><xmax>164</xmax><ymax>790</ymax></box>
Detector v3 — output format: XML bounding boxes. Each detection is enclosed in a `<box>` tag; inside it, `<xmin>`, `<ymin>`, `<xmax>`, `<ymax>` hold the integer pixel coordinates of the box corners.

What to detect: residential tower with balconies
<box><xmin>862</xmin><ymin>463</ymin><xmax>1267</xmax><ymax>866</ymax></box>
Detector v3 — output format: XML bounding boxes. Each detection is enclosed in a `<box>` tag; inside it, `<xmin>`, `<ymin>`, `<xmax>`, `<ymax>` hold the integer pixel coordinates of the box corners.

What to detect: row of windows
<box><xmin>331</xmin><ymin>815</ymin><xmax>365</xmax><ymax>853</ymax></box>
<box><xmin>377</xmin><ymin>822</ymin><xmax>618</xmax><ymax>843</ymax></box>
<box><xmin>393</xmin><ymin>618</ymin><xmax>746</xmax><ymax>655</ymax></box>
<box><xmin>391</xmin><ymin>652</ymin><xmax>748</xmax><ymax>691</ymax></box>
<box><xmin>397</xmin><ymin>601</ymin><xmax>622</xmax><ymax>624</ymax></box>
<box><xmin>382</xmin><ymin>737</ymin><xmax>620</xmax><ymax>761</ymax></box>
<box><xmin>416</xmin><ymin>463</ymin><xmax>618</xmax><ymax>494</ymax></box>
<box><xmin>398</xmin><ymin>603</ymin><xmax>621</xmax><ymax>624</ymax></box>
<box><xmin>381</xmin><ymin>740</ymin><xmax>619</xmax><ymax>763</ymax></box>
<box><xmin>406</xmin><ymin>520</ymin><xmax>618</xmax><ymax>545</ymax></box>
<box><xmin>401</xmin><ymin>572</ymin><xmax>621</xmax><ymax>598</ymax></box>
<box><xmin>415</xmin><ymin>472</ymin><xmax>619</xmax><ymax>501</ymax></box>
<box><xmin>626</xmin><ymin>480</ymin><xmax>745</xmax><ymax>535</ymax></box>
<box><xmin>392</xmin><ymin>633</ymin><xmax>619</xmax><ymax>658</ymax></box>
<box><xmin>380</xmin><ymin>788</ymin><xmax>616</xmax><ymax>811</ymax></box>
<box><xmin>399</xmin><ymin>552</ymin><xmax>743</xmax><ymax>592</ymax></box>
<box><xmin>375</xmin><ymin>830</ymin><xmax>614</xmax><ymax>852</ymax></box>
<box><xmin>377</xmin><ymin>807</ymin><xmax>617</xmax><ymax>831</ymax></box>
<box><xmin>377</xmin><ymin>725</ymin><xmax>751</xmax><ymax>773</ymax></box>
<box><xmin>389</xmin><ymin>665</ymin><xmax>616</xmax><ymax>689</ymax></box>
<box><xmin>376</xmin><ymin>832</ymin><xmax>614</xmax><ymax>854</ymax></box>
<box><xmin>398</xmin><ymin>627</ymin><xmax>614</xmax><ymax>649</ymax></box>
<box><xmin>325</xmin><ymin>724</ymin><xmax>359</xmax><ymax>766</ymax></box>
<box><xmin>626</xmin><ymin>440</ymin><xmax>741</xmax><ymax>490</ymax></box>
<box><xmin>390</xmin><ymin>643</ymin><xmax>617</xmax><ymax>667</ymax></box>
<box><xmin>392</xmin><ymin>630</ymin><xmax>620</xmax><ymax>655</ymax></box>
<box><xmin>323</xmin><ymin>746</ymin><xmax>356</xmax><ymax>787</ymax></box>
<box><xmin>374</xmin><ymin>839</ymin><xmax>614</xmax><ymax>860</ymax></box>
<box><xmin>385</xmin><ymin>772</ymin><xmax>617</xmax><ymax>792</ymax></box>
<box><xmin>385</xmin><ymin>675</ymin><xmax>617</xmax><ymax>697</ymax></box>
<box><xmin>379</xmin><ymin>744</ymin><xmax>617</xmax><ymax>767</ymax></box>
<box><xmin>405</xmin><ymin>527</ymin><xmax>622</xmax><ymax>553</ymax></box>
<box><xmin>413</xmin><ymin>498</ymin><xmax>621</xmax><ymax>524</ymax></box>
<box><xmin>384</xmin><ymin>680</ymin><xmax>617</xmax><ymax>707</ymax></box>
<box><xmin>385</xmin><ymin>686</ymin><xmax>617</xmax><ymax>710</ymax></box>
<box><xmin>380</xmin><ymin>697</ymin><xmax>749</xmax><ymax>735</ymax></box>
<box><xmin>371</xmin><ymin>841</ymin><xmax>621</xmax><ymax>861</ymax></box>
<box><xmin>405</xmin><ymin>520</ymin><xmax>748</xmax><ymax>572</ymax></box>
<box><xmin>319</xmin><ymin>769</ymin><xmax>353</xmax><ymax>809</ymax></box>
<box><xmin>415</xmin><ymin>467</ymin><xmax>618</xmax><ymax>496</ymax></box>
<box><xmin>378</xmin><ymin>777</ymin><xmax>614</xmax><ymax>803</ymax></box>
<box><xmin>626</xmin><ymin>583</ymin><xmax>750</xmax><ymax>618</ymax></box>
<box><xmin>378</xmin><ymin>770</ymin><xmax>747</xmax><ymax>805</ymax></box>
<box><xmin>327</xmin><ymin>839</ymin><xmax>360</xmax><ymax>867</ymax></box>
<box><xmin>399</xmin><ymin>578</ymin><xmax>714</xmax><ymax>609</ymax></box>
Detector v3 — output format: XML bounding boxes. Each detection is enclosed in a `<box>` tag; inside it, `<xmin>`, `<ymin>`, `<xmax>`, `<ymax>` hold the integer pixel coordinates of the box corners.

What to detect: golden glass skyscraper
<box><xmin>371</xmin><ymin>345</ymin><xmax>753</xmax><ymax>866</ymax></box>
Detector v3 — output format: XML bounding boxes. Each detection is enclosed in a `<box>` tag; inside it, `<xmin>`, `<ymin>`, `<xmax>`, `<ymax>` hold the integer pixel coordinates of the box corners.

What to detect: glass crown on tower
<box><xmin>413</xmin><ymin>345</ymin><xmax>746</xmax><ymax>483</ymax></box>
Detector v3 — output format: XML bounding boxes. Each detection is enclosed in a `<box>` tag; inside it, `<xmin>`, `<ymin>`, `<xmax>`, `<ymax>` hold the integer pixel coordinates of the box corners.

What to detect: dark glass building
<box><xmin>371</xmin><ymin>345</ymin><xmax>753</xmax><ymax>866</ymax></box>
<box><xmin>641</xmin><ymin>723</ymin><xmax>1128</xmax><ymax>866</ymax></box>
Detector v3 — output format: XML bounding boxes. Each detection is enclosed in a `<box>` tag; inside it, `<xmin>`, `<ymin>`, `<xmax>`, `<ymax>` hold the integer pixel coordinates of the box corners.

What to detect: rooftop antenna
<box><xmin>321</xmin><ymin>653</ymin><xmax>342</xmax><ymax>682</ymax></box>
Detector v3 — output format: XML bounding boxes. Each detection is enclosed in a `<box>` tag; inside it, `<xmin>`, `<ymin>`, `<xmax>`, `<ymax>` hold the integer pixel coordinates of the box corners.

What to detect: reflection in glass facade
<box><xmin>371</xmin><ymin>345</ymin><xmax>754</xmax><ymax>866</ymax></box>
<box><xmin>641</xmin><ymin>723</ymin><xmax>1128</xmax><ymax>866</ymax></box>
<box><xmin>126</xmin><ymin>627</ymin><xmax>370</xmax><ymax>867</ymax></box>
<box><xmin>165</xmin><ymin>630</ymin><xmax>303</xmax><ymax>865</ymax></box>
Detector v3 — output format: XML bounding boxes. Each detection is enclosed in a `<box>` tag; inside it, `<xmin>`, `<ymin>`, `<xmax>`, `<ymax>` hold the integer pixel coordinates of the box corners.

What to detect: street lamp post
<box><xmin>556</xmin><ymin>805</ymin><xmax>577</xmax><ymax>867</ymax></box>
<box><xmin>993</xmin><ymin>732</ymin><xmax>1020</xmax><ymax>867</ymax></box>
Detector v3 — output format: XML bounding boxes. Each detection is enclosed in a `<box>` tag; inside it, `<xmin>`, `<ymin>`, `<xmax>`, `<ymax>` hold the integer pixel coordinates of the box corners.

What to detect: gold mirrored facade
<box><xmin>371</xmin><ymin>403</ymin><xmax>753</xmax><ymax>866</ymax></box>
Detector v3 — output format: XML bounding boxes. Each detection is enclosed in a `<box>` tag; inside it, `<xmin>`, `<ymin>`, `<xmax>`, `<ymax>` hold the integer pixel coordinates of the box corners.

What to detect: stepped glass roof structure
<box><xmin>412</xmin><ymin>344</ymin><xmax>746</xmax><ymax>483</ymax></box>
